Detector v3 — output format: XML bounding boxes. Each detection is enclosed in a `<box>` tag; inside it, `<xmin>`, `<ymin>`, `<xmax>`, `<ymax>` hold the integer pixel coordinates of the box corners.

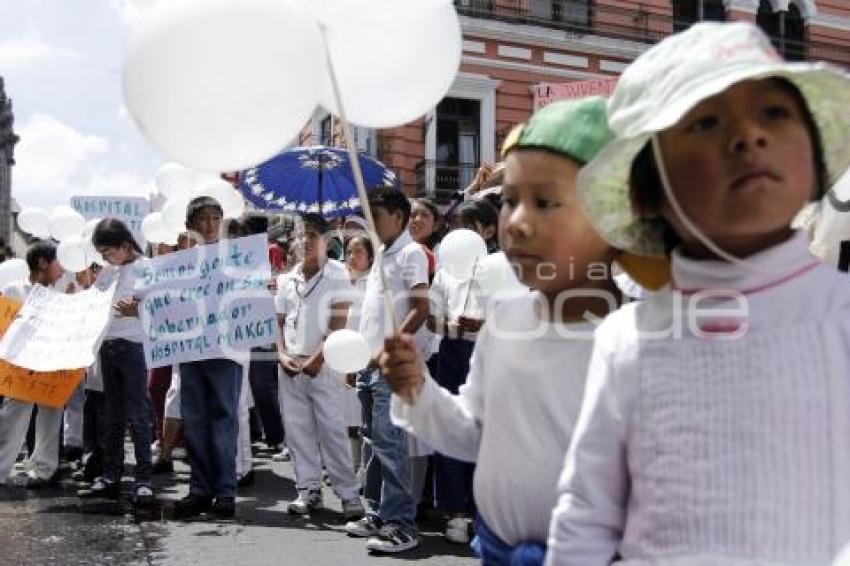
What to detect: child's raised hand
<box><xmin>379</xmin><ymin>334</ymin><xmax>425</xmax><ymax>405</ymax></box>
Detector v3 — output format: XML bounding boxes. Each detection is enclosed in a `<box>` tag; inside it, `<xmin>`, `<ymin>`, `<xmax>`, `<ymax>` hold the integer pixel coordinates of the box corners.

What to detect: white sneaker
<box><xmin>445</xmin><ymin>517</ymin><xmax>471</xmax><ymax>544</ymax></box>
<box><xmin>272</xmin><ymin>448</ymin><xmax>291</xmax><ymax>462</ymax></box>
<box><xmin>287</xmin><ymin>489</ymin><xmax>322</xmax><ymax>515</ymax></box>
<box><xmin>366</xmin><ymin>523</ymin><xmax>420</xmax><ymax>554</ymax></box>
<box><xmin>341</xmin><ymin>497</ymin><xmax>365</xmax><ymax>520</ymax></box>
<box><xmin>344</xmin><ymin>514</ymin><xmax>382</xmax><ymax>538</ymax></box>
<box><xmin>171</xmin><ymin>447</ymin><xmax>187</xmax><ymax>460</ymax></box>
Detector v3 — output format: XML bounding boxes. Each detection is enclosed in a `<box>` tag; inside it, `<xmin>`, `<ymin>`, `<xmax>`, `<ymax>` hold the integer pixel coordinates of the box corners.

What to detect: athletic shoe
<box><xmin>287</xmin><ymin>489</ymin><xmax>322</xmax><ymax>515</ymax></box>
<box><xmin>344</xmin><ymin>514</ymin><xmax>382</xmax><ymax>538</ymax></box>
<box><xmin>445</xmin><ymin>517</ymin><xmax>471</xmax><ymax>544</ymax></box>
<box><xmin>133</xmin><ymin>484</ymin><xmax>155</xmax><ymax>507</ymax></box>
<box><xmin>272</xmin><ymin>448</ymin><xmax>291</xmax><ymax>462</ymax></box>
<box><xmin>365</xmin><ymin>523</ymin><xmax>420</xmax><ymax>554</ymax></box>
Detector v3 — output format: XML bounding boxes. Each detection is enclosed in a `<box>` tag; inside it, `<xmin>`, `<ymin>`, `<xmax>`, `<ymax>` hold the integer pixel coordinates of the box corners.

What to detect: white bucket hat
<box><xmin>578</xmin><ymin>21</ymin><xmax>850</xmax><ymax>258</ymax></box>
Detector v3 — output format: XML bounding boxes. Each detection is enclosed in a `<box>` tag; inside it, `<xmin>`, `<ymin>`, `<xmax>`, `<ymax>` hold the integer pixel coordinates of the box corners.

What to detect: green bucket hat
<box><xmin>501</xmin><ymin>96</ymin><xmax>614</xmax><ymax>165</ymax></box>
<box><xmin>578</xmin><ymin>21</ymin><xmax>850</xmax><ymax>258</ymax></box>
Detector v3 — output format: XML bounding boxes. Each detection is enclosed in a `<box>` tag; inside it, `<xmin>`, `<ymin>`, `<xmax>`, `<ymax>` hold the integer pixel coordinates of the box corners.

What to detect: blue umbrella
<box><xmin>238</xmin><ymin>146</ymin><xmax>398</xmax><ymax>218</ymax></box>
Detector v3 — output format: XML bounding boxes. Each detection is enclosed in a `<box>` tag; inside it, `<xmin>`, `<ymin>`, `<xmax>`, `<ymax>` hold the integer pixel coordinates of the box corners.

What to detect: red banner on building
<box><xmin>534</xmin><ymin>78</ymin><xmax>619</xmax><ymax>110</ymax></box>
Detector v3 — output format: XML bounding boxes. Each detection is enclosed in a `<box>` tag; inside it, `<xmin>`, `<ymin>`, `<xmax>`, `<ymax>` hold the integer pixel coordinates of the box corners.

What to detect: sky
<box><xmin>0</xmin><ymin>0</ymin><xmax>159</xmax><ymax>210</ymax></box>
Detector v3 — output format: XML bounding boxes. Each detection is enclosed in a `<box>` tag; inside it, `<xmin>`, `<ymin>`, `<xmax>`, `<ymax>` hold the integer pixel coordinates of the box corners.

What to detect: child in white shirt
<box><xmin>546</xmin><ymin>22</ymin><xmax>850</xmax><ymax>566</ymax></box>
<box><xmin>380</xmin><ymin>97</ymin><xmax>619</xmax><ymax>564</ymax></box>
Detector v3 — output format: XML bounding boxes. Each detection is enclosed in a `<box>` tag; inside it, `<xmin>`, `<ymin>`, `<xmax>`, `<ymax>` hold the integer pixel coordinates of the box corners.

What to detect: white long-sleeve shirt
<box><xmin>547</xmin><ymin>232</ymin><xmax>850</xmax><ymax>566</ymax></box>
<box><xmin>391</xmin><ymin>292</ymin><xmax>595</xmax><ymax>545</ymax></box>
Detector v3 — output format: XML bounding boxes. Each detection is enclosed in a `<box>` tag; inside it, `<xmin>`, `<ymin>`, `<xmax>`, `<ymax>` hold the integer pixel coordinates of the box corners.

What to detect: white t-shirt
<box><xmin>97</xmin><ymin>258</ymin><xmax>145</xmax><ymax>343</ymax></box>
<box><xmin>359</xmin><ymin>230</ymin><xmax>429</xmax><ymax>356</ymax></box>
<box><xmin>391</xmin><ymin>292</ymin><xmax>595</xmax><ymax>545</ymax></box>
<box><xmin>346</xmin><ymin>273</ymin><xmax>367</xmax><ymax>332</ymax></box>
<box><xmin>429</xmin><ymin>268</ymin><xmax>487</xmax><ymax>342</ymax></box>
<box><xmin>275</xmin><ymin>259</ymin><xmax>353</xmax><ymax>357</ymax></box>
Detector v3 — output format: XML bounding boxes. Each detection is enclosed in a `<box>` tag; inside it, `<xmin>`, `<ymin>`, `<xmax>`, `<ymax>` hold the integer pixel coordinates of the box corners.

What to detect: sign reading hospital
<box><xmin>71</xmin><ymin>196</ymin><xmax>150</xmax><ymax>248</ymax></box>
<box><xmin>534</xmin><ymin>78</ymin><xmax>618</xmax><ymax>110</ymax></box>
<box><xmin>136</xmin><ymin>233</ymin><xmax>278</xmax><ymax>368</ymax></box>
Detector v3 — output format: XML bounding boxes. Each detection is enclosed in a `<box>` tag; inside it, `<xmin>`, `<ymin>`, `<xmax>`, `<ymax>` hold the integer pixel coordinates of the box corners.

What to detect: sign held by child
<box><xmin>136</xmin><ymin>233</ymin><xmax>278</xmax><ymax>367</ymax></box>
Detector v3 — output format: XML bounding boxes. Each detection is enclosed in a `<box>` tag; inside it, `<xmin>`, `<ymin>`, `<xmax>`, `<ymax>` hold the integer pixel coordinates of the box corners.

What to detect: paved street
<box><xmin>0</xmin><ymin>448</ymin><xmax>477</xmax><ymax>566</ymax></box>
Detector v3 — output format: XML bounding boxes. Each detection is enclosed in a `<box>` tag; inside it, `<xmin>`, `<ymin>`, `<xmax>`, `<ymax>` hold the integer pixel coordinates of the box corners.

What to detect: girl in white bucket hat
<box><xmin>547</xmin><ymin>22</ymin><xmax>850</xmax><ymax>566</ymax></box>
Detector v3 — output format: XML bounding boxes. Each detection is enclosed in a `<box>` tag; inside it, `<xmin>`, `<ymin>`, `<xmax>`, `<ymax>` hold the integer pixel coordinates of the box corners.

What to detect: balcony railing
<box><xmin>415</xmin><ymin>160</ymin><xmax>480</xmax><ymax>204</ymax></box>
<box><xmin>454</xmin><ymin>1</ymin><xmax>849</xmax><ymax>67</ymax></box>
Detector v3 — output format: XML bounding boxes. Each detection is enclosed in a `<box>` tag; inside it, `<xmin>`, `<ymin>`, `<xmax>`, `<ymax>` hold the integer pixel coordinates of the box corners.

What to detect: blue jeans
<box><xmin>180</xmin><ymin>358</ymin><xmax>242</xmax><ymax>499</ymax></box>
<box><xmin>356</xmin><ymin>368</ymin><xmax>416</xmax><ymax>532</ymax></box>
<box><xmin>100</xmin><ymin>339</ymin><xmax>152</xmax><ymax>485</ymax></box>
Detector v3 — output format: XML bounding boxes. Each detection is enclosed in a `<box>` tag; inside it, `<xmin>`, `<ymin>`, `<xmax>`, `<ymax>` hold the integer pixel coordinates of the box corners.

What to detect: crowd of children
<box><xmin>1</xmin><ymin>21</ymin><xmax>850</xmax><ymax>565</ymax></box>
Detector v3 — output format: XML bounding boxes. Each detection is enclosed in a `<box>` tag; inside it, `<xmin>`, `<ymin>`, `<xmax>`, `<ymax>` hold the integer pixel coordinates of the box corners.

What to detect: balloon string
<box><xmin>320</xmin><ymin>25</ymin><xmax>400</xmax><ymax>336</ymax></box>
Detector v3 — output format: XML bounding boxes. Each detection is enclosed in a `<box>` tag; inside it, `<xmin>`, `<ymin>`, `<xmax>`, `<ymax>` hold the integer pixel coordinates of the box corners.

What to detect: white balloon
<box><xmin>834</xmin><ymin>541</ymin><xmax>850</xmax><ymax>566</ymax></box>
<box><xmin>162</xmin><ymin>197</ymin><xmax>192</xmax><ymax>234</ymax></box>
<box><xmin>57</xmin><ymin>239</ymin><xmax>89</xmax><ymax>273</ymax></box>
<box><xmin>323</xmin><ymin>329</ymin><xmax>372</xmax><ymax>374</ymax></box>
<box><xmin>320</xmin><ymin>1</ymin><xmax>461</xmax><ymax>128</ymax></box>
<box><xmin>0</xmin><ymin>259</ymin><xmax>29</xmax><ymax>287</ymax></box>
<box><xmin>17</xmin><ymin>208</ymin><xmax>51</xmax><ymax>238</ymax></box>
<box><xmin>122</xmin><ymin>0</ymin><xmax>323</xmax><ymax>171</ymax></box>
<box><xmin>155</xmin><ymin>162</ymin><xmax>196</xmax><ymax>199</ymax></box>
<box><xmin>474</xmin><ymin>251</ymin><xmax>528</xmax><ymax>299</ymax></box>
<box><xmin>141</xmin><ymin>212</ymin><xmax>170</xmax><ymax>244</ymax></box>
<box><xmin>192</xmin><ymin>179</ymin><xmax>244</xmax><ymax>218</ymax></box>
<box><xmin>301</xmin><ymin>0</ymin><xmax>445</xmax><ymax>27</ymax></box>
<box><xmin>49</xmin><ymin>205</ymin><xmax>87</xmax><ymax>242</ymax></box>
<box><xmin>438</xmin><ymin>229</ymin><xmax>488</xmax><ymax>281</ymax></box>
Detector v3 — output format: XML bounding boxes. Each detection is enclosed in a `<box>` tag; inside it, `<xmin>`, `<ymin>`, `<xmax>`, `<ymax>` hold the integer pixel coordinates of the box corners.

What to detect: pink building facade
<box><xmin>302</xmin><ymin>0</ymin><xmax>850</xmax><ymax>203</ymax></box>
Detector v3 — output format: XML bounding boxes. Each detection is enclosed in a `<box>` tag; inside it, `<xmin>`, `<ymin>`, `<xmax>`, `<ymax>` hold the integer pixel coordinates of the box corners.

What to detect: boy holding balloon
<box><xmin>274</xmin><ymin>213</ymin><xmax>364</xmax><ymax>519</ymax></box>
<box><xmin>346</xmin><ymin>187</ymin><xmax>430</xmax><ymax>554</ymax></box>
<box><xmin>379</xmin><ymin>98</ymin><xmax>622</xmax><ymax>563</ymax></box>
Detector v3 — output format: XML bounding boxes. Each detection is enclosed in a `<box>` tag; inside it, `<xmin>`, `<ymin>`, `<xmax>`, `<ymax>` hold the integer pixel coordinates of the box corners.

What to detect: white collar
<box><xmin>671</xmin><ymin>231</ymin><xmax>820</xmax><ymax>295</ymax></box>
<box><xmin>382</xmin><ymin>229</ymin><xmax>414</xmax><ymax>257</ymax></box>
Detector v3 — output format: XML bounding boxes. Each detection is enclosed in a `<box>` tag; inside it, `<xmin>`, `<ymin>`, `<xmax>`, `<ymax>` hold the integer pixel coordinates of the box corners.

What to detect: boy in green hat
<box><xmin>379</xmin><ymin>97</ymin><xmax>619</xmax><ymax>563</ymax></box>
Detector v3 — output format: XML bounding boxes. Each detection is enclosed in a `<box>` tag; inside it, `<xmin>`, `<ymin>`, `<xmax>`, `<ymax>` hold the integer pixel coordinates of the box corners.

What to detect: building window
<box><xmin>757</xmin><ymin>0</ymin><xmax>806</xmax><ymax>60</ymax></box>
<box><xmin>319</xmin><ymin>115</ymin><xmax>333</xmax><ymax>147</ymax></box>
<box><xmin>528</xmin><ymin>0</ymin><xmax>590</xmax><ymax>26</ymax></box>
<box><xmin>435</xmin><ymin>97</ymin><xmax>481</xmax><ymax>200</ymax></box>
<box><xmin>673</xmin><ymin>0</ymin><xmax>725</xmax><ymax>32</ymax></box>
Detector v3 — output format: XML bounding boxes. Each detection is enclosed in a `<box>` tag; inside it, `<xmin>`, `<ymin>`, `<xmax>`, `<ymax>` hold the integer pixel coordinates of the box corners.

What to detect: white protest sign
<box><xmin>71</xmin><ymin>196</ymin><xmax>151</xmax><ymax>248</ymax></box>
<box><xmin>135</xmin><ymin>233</ymin><xmax>278</xmax><ymax>368</ymax></box>
<box><xmin>0</xmin><ymin>283</ymin><xmax>117</xmax><ymax>372</ymax></box>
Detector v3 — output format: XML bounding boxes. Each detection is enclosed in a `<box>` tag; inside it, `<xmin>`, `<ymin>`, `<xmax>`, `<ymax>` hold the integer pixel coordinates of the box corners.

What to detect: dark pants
<box><xmin>180</xmin><ymin>358</ymin><xmax>242</xmax><ymax>499</ymax></box>
<box><xmin>82</xmin><ymin>390</ymin><xmax>107</xmax><ymax>477</ymax></box>
<box><xmin>434</xmin><ymin>338</ymin><xmax>476</xmax><ymax>514</ymax></box>
<box><xmin>101</xmin><ymin>339</ymin><xmax>153</xmax><ymax>485</ymax></box>
<box><xmin>248</xmin><ymin>347</ymin><xmax>284</xmax><ymax>447</ymax></box>
<box><xmin>147</xmin><ymin>366</ymin><xmax>172</xmax><ymax>446</ymax></box>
